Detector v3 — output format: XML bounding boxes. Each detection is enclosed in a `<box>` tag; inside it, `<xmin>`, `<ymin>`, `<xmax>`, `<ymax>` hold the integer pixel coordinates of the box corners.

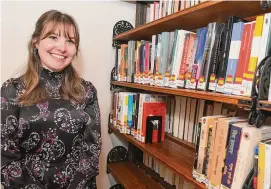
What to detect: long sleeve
<box><xmin>68</xmin><ymin>82</ymin><xmax>101</xmax><ymax>189</ymax></box>
<box><xmin>83</xmin><ymin>84</ymin><xmax>102</xmax><ymax>174</ymax></box>
<box><xmin>1</xmin><ymin>79</ymin><xmax>25</xmax><ymax>187</ymax></box>
<box><xmin>1</xmin><ymin>79</ymin><xmax>22</xmax><ymax>164</ymax></box>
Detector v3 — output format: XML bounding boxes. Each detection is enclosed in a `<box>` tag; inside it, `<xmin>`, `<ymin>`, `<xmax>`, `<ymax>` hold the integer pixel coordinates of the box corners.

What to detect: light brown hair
<box><xmin>18</xmin><ymin>10</ymin><xmax>85</xmax><ymax>106</ymax></box>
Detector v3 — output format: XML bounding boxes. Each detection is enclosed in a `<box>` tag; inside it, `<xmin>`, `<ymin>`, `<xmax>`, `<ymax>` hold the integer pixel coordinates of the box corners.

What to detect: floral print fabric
<box><xmin>1</xmin><ymin>68</ymin><xmax>101</xmax><ymax>189</ymax></box>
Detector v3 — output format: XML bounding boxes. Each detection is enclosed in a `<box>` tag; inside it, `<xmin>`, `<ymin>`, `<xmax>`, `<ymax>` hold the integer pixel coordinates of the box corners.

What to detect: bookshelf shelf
<box><xmin>109</xmin><ymin>125</ymin><xmax>206</xmax><ymax>189</ymax></box>
<box><xmin>114</xmin><ymin>1</ymin><xmax>271</xmax><ymax>41</ymax></box>
<box><xmin>108</xmin><ymin>161</ymin><xmax>164</xmax><ymax>189</ymax></box>
<box><xmin>111</xmin><ymin>81</ymin><xmax>251</xmax><ymax>105</ymax></box>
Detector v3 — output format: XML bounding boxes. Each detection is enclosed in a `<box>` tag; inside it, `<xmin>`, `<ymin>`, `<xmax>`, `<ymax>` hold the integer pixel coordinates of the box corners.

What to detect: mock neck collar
<box><xmin>39</xmin><ymin>67</ymin><xmax>66</xmax><ymax>99</ymax></box>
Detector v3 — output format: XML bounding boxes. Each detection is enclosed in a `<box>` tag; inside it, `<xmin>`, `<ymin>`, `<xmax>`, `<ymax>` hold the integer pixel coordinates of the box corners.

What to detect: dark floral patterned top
<box><xmin>1</xmin><ymin>68</ymin><xmax>101</xmax><ymax>189</ymax></box>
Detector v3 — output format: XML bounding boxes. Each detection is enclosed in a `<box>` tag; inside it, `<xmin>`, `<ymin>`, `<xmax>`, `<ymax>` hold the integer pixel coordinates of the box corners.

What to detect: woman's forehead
<box><xmin>42</xmin><ymin>22</ymin><xmax>76</xmax><ymax>37</ymax></box>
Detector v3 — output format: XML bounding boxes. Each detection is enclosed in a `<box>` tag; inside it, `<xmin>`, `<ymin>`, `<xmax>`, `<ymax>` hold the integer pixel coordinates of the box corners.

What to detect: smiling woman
<box><xmin>1</xmin><ymin>10</ymin><xmax>101</xmax><ymax>189</ymax></box>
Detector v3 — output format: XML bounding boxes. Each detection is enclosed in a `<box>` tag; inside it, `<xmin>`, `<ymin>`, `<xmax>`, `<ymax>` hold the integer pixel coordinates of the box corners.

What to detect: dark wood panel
<box><xmin>111</xmin><ymin>81</ymin><xmax>251</xmax><ymax>105</ymax></box>
<box><xmin>108</xmin><ymin>161</ymin><xmax>164</xmax><ymax>189</ymax></box>
<box><xmin>115</xmin><ymin>1</ymin><xmax>271</xmax><ymax>41</ymax></box>
<box><xmin>110</xmin><ymin>125</ymin><xmax>206</xmax><ymax>189</ymax></box>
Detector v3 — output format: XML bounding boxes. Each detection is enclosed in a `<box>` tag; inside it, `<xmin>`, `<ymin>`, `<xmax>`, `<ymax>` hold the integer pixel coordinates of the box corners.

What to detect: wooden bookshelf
<box><xmin>108</xmin><ymin>161</ymin><xmax>164</xmax><ymax>189</ymax></box>
<box><xmin>111</xmin><ymin>81</ymin><xmax>251</xmax><ymax>105</ymax></box>
<box><xmin>258</xmin><ymin>100</ymin><xmax>271</xmax><ymax>111</ymax></box>
<box><xmin>109</xmin><ymin>125</ymin><xmax>206</xmax><ymax>189</ymax></box>
<box><xmin>114</xmin><ymin>1</ymin><xmax>271</xmax><ymax>41</ymax></box>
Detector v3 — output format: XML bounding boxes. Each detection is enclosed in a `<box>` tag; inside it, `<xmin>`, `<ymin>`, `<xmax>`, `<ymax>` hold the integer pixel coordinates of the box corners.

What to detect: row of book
<box><xmin>143</xmin><ymin>152</ymin><xmax>196</xmax><ymax>189</ymax></box>
<box><xmin>135</xmin><ymin>0</ymin><xmax>203</xmax><ymax>27</ymax></box>
<box><xmin>109</xmin><ymin>90</ymin><xmax>243</xmax><ymax>145</ymax></box>
<box><xmin>115</xmin><ymin>13</ymin><xmax>271</xmax><ymax>98</ymax></box>
<box><xmin>109</xmin><ymin>91</ymin><xmax>167</xmax><ymax>143</ymax></box>
<box><xmin>192</xmin><ymin>116</ymin><xmax>271</xmax><ymax>189</ymax></box>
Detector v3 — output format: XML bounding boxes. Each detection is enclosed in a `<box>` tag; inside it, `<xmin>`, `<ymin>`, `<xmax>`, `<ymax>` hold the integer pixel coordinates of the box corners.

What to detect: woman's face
<box><xmin>35</xmin><ymin>23</ymin><xmax>77</xmax><ymax>72</ymax></box>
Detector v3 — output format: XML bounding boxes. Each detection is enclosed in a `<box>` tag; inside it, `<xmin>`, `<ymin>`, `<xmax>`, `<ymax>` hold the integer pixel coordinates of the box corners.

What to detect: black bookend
<box><xmin>146</xmin><ymin>116</ymin><xmax>162</xmax><ymax>143</ymax></box>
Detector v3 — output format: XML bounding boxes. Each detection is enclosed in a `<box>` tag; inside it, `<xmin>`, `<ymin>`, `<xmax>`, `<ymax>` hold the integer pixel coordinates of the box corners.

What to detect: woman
<box><xmin>1</xmin><ymin>10</ymin><xmax>101</xmax><ymax>189</ymax></box>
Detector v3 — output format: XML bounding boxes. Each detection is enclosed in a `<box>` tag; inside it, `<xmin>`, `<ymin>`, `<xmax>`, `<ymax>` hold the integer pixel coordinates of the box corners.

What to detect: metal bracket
<box><xmin>260</xmin><ymin>0</ymin><xmax>271</xmax><ymax>10</ymax></box>
<box><xmin>112</xmin><ymin>20</ymin><xmax>134</xmax><ymax>48</ymax></box>
<box><xmin>106</xmin><ymin>146</ymin><xmax>128</xmax><ymax>174</ymax></box>
<box><xmin>237</xmin><ymin>100</ymin><xmax>251</xmax><ymax>109</ymax></box>
<box><xmin>108</xmin><ymin>114</ymin><xmax>113</xmax><ymax>134</ymax></box>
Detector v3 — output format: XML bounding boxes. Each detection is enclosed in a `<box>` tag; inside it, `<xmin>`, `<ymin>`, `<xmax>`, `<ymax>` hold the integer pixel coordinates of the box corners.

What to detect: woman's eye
<box><xmin>67</xmin><ymin>39</ymin><xmax>75</xmax><ymax>44</ymax></box>
<box><xmin>49</xmin><ymin>35</ymin><xmax>57</xmax><ymax>40</ymax></box>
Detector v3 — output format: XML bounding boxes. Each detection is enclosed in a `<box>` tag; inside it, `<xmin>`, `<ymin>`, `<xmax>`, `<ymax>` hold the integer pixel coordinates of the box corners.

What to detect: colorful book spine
<box><xmin>223</xmin><ymin>22</ymin><xmax>244</xmax><ymax>94</ymax></box>
<box><xmin>191</xmin><ymin>27</ymin><xmax>207</xmax><ymax>89</ymax></box>
<box><xmin>242</xmin><ymin>15</ymin><xmax>264</xmax><ymax>97</ymax></box>
<box><xmin>220</xmin><ymin>124</ymin><xmax>243</xmax><ymax>189</ymax></box>
<box><xmin>232</xmin><ymin>22</ymin><xmax>252</xmax><ymax>95</ymax></box>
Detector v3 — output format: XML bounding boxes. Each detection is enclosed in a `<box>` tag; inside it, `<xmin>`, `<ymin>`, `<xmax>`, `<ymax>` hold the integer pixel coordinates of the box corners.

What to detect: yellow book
<box><xmin>258</xmin><ymin>142</ymin><xmax>266</xmax><ymax>189</ymax></box>
<box><xmin>244</xmin><ymin>15</ymin><xmax>264</xmax><ymax>96</ymax></box>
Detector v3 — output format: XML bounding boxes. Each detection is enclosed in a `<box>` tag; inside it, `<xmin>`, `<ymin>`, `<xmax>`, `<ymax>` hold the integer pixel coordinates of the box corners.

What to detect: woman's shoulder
<box><xmin>1</xmin><ymin>77</ymin><xmax>23</xmax><ymax>101</ymax></box>
<box><xmin>1</xmin><ymin>77</ymin><xmax>23</xmax><ymax>92</ymax></box>
<box><xmin>81</xmin><ymin>79</ymin><xmax>96</xmax><ymax>91</ymax></box>
<box><xmin>81</xmin><ymin>78</ymin><xmax>98</xmax><ymax>100</ymax></box>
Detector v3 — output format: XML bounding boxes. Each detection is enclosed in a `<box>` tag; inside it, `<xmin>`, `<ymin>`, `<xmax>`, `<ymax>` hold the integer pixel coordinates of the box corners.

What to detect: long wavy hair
<box><xmin>18</xmin><ymin>10</ymin><xmax>85</xmax><ymax>106</ymax></box>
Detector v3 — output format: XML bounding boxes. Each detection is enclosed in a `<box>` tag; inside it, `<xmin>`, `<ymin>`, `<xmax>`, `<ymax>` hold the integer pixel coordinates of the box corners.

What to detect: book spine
<box><xmin>197</xmin><ymin>23</ymin><xmax>216</xmax><ymax>91</ymax></box>
<box><xmin>221</xmin><ymin>125</ymin><xmax>242</xmax><ymax>188</ymax></box>
<box><xmin>209</xmin><ymin>119</ymin><xmax>231</xmax><ymax>186</ymax></box>
<box><xmin>258</xmin><ymin>142</ymin><xmax>266</xmax><ymax>189</ymax></box>
<box><xmin>177</xmin><ymin>33</ymin><xmax>190</xmax><ymax>88</ymax></box>
<box><xmin>223</xmin><ymin>22</ymin><xmax>244</xmax><ymax>94</ymax></box>
<box><xmin>208</xmin><ymin>23</ymin><xmax>225</xmax><ymax>91</ymax></box>
<box><xmin>243</xmin><ymin>15</ymin><xmax>264</xmax><ymax>97</ymax></box>
<box><xmin>264</xmin><ymin>143</ymin><xmax>271</xmax><ymax>189</ymax></box>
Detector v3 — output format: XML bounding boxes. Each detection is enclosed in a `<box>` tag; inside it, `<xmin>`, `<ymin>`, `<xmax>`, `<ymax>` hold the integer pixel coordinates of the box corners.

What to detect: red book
<box><xmin>142</xmin><ymin>102</ymin><xmax>166</xmax><ymax>143</ymax></box>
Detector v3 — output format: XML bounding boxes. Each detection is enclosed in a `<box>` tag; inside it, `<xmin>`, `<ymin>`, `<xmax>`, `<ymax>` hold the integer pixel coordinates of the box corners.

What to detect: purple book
<box><xmin>221</xmin><ymin>123</ymin><xmax>243</xmax><ymax>188</ymax></box>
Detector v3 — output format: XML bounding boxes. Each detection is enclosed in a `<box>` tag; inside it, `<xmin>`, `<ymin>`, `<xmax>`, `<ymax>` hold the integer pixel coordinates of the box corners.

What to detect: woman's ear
<box><xmin>32</xmin><ymin>38</ymin><xmax>39</xmax><ymax>49</ymax></box>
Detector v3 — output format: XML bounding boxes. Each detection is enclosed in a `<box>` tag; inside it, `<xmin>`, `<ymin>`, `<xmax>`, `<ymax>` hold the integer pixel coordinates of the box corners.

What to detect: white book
<box><xmin>159</xmin><ymin>0</ymin><xmax>163</xmax><ymax>19</ymax></box>
<box><xmin>171</xmin><ymin>30</ymin><xmax>191</xmax><ymax>88</ymax></box>
<box><xmin>174</xmin><ymin>175</ymin><xmax>180</xmax><ymax>189</ymax></box>
<box><xmin>167</xmin><ymin>0</ymin><xmax>173</xmax><ymax>15</ymax></box>
<box><xmin>154</xmin><ymin>3</ymin><xmax>160</xmax><ymax>20</ymax></box>
<box><xmin>169</xmin><ymin>97</ymin><xmax>175</xmax><ymax>134</ymax></box>
<box><xmin>150</xmin><ymin>4</ymin><xmax>154</xmax><ymax>22</ymax></box>
<box><xmin>184</xmin><ymin>98</ymin><xmax>191</xmax><ymax>141</ymax></box>
<box><xmin>258</xmin><ymin>13</ymin><xmax>271</xmax><ymax>64</ymax></box>
<box><xmin>178</xmin><ymin>97</ymin><xmax>187</xmax><ymax>139</ymax></box>
<box><xmin>173</xmin><ymin>96</ymin><xmax>181</xmax><ymax>137</ymax></box>
<box><xmin>187</xmin><ymin>98</ymin><xmax>197</xmax><ymax>143</ymax></box>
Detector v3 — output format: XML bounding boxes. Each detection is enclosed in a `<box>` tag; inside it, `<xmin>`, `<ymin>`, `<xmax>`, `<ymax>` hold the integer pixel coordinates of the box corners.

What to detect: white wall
<box><xmin>1</xmin><ymin>1</ymin><xmax>136</xmax><ymax>189</ymax></box>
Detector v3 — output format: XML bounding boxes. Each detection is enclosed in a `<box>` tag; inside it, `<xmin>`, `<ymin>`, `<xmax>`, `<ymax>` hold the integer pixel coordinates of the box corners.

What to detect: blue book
<box><xmin>127</xmin><ymin>94</ymin><xmax>134</xmax><ymax>128</ymax></box>
<box><xmin>223</xmin><ymin>22</ymin><xmax>244</xmax><ymax>94</ymax></box>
